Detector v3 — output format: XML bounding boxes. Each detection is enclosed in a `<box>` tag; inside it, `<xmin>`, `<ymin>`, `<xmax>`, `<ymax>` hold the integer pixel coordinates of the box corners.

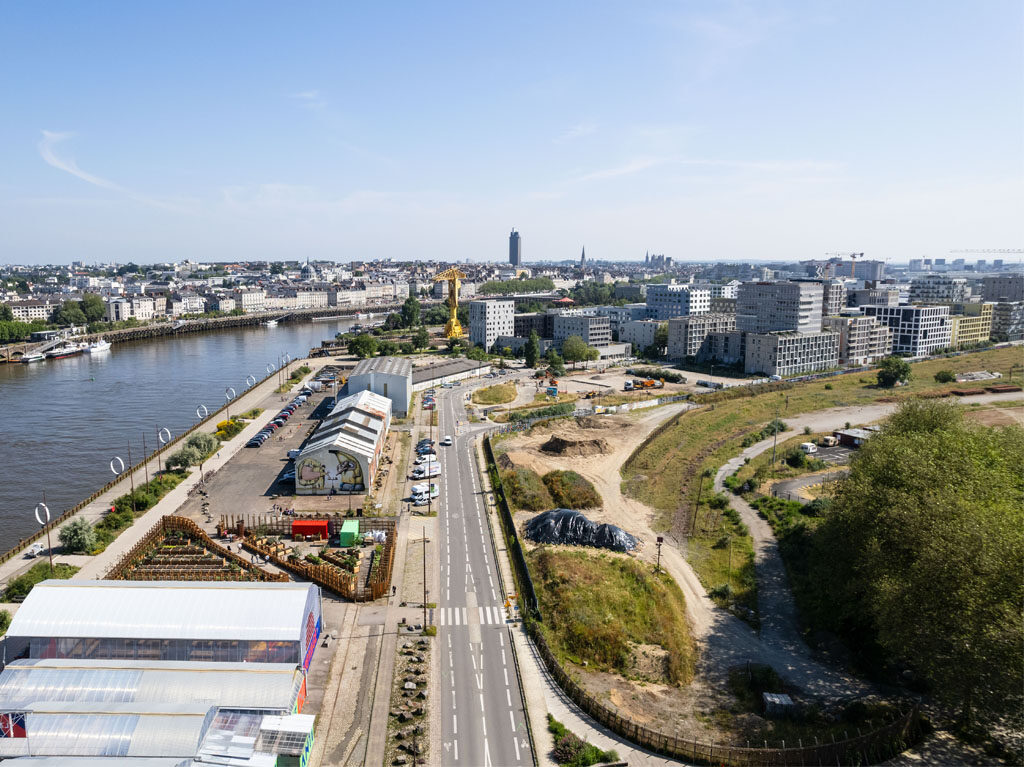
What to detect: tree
<box><xmin>401</xmin><ymin>296</ymin><xmax>421</xmax><ymax>328</ymax></box>
<box><xmin>269</xmin><ymin>263</ymin><xmax>285</xmax><ymax>275</ymax></box>
<box><xmin>934</xmin><ymin>370</ymin><xmax>956</xmax><ymax>383</ymax></box>
<box><xmin>524</xmin><ymin>330</ymin><xmax>540</xmax><ymax>368</ymax></box>
<box><xmin>399</xmin><ymin>341</ymin><xmax>415</xmax><ymax>354</ymax></box>
<box><xmin>0</xmin><ymin>304</ymin><xmax>13</xmax><ymax>321</ymax></box>
<box><xmin>377</xmin><ymin>339</ymin><xmax>399</xmax><ymax>356</ymax></box>
<box><xmin>167</xmin><ymin>445</ymin><xmax>203</xmax><ymax>469</ymax></box>
<box><xmin>412</xmin><ymin>326</ymin><xmax>430</xmax><ymax>350</ymax></box>
<box><xmin>58</xmin><ymin>517</ymin><xmax>97</xmax><ymax>554</ymax></box>
<box><xmin>383</xmin><ymin>312</ymin><xmax>403</xmax><ymax>331</ymax></box>
<box><xmin>348</xmin><ymin>333</ymin><xmax>378</xmax><ymax>359</ymax></box>
<box><xmin>560</xmin><ymin>335</ymin><xmax>589</xmax><ymax>369</ymax></box>
<box><xmin>79</xmin><ymin>293</ymin><xmax>106</xmax><ymax>322</ymax></box>
<box><xmin>806</xmin><ymin>400</ymin><xmax>1023</xmax><ymax>727</ymax></box>
<box><xmin>876</xmin><ymin>355</ymin><xmax>912</xmax><ymax>387</ymax></box>
<box><xmin>185</xmin><ymin>432</ymin><xmax>219</xmax><ymax>457</ymax></box>
<box><xmin>545</xmin><ymin>349</ymin><xmax>566</xmax><ymax>376</ymax></box>
<box><xmin>52</xmin><ymin>299</ymin><xmax>86</xmax><ymax>326</ymax></box>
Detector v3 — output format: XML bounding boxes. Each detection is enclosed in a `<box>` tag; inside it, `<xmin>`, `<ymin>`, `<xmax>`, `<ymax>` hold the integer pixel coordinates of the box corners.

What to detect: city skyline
<box><xmin>1</xmin><ymin>1</ymin><xmax>1021</xmax><ymax>265</ymax></box>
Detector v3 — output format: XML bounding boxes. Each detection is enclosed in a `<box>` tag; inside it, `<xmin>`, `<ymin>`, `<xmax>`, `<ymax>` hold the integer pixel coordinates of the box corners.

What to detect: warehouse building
<box><xmin>2</xmin><ymin>580</ymin><xmax>322</xmax><ymax>672</ymax></box>
<box><xmin>346</xmin><ymin>355</ymin><xmax>412</xmax><ymax>416</ymax></box>
<box><xmin>295</xmin><ymin>389</ymin><xmax>391</xmax><ymax>496</ymax></box>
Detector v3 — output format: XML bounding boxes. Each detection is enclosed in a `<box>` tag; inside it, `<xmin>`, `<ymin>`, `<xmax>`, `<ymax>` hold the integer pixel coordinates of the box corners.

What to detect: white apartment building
<box><xmin>645</xmin><ymin>284</ymin><xmax>711</xmax><ymax>320</ymax></box>
<box><xmin>130</xmin><ymin>295</ymin><xmax>155</xmax><ymax>321</ymax></box>
<box><xmin>690</xmin><ymin>280</ymin><xmax>741</xmax><ymax>299</ymax></box>
<box><xmin>232</xmin><ymin>289</ymin><xmax>266</xmax><ymax>313</ymax></box>
<box><xmin>619</xmin><ymin>319</ymin><xmax>661</xmax><ymax>350</ymax></box>
<box><xmin>909</xmin><ymin>275</ymin><xmax>968</xmax><ymax>304</ymax></box>
<box><xmin>862</xmin><ymin>304</ymin><xmax>951</xmax><ymax>357</ymax></box>
<box><xmin>104</xmin><ymin>295</ymin><xmax>156</xmax><ymax>322</ymax></box>
<box><xmin>823</xmin><ymin>279</ymin><xmax>850</xmax><ymax>319</ymax></box>
<box><xmin>667</xmin><ymin>313</ymin><xmax>737</xmax><ymax>359</ymax></box>
<box><xmin>552</xmin><ymin>314</ymin><xmax>611</xmax><ymax>348</ymax></box>
<box><xmin>5</xmin><ymin>298</ymin><xmax>61</xmax><ymax>322</ymax></box>
<box><xmin>737</xmin><ymin>281</ymin><xmax>823</xmax><ymax>334</ymax></box>
<box><xmin>212</xmin><ymin>295</ymin><xmax>236</xmax><ymax>313</ymax></box>
<box><xmin>744</xmin><ymin>331</ymin><xmax>839</xmax><ymax>377</ymax></box>
<box><xmin>824</xmin><ymin>313</ymin><xmax>893</xmax><ymax>365</ymax></box>
<box><xmin>469</xmin><ymin>299</ymin><xmax>515</xmax><ymax>352</ymax></box>
<box><xmin>593</xmin><ymin>303</ymin><xmax>648</xmax><ymax>334</ymax></box>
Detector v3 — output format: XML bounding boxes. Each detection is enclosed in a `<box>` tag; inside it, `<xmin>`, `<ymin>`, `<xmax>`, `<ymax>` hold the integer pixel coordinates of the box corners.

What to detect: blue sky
<box><xmin>1</xmin><ymin>1</ymin><xmax>1021</xmax><ymax>265</ymax></box>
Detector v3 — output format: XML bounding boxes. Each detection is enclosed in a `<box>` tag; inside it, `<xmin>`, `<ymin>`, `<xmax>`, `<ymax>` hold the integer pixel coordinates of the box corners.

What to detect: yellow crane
<box><xmin>432</xmin><ymin>267</ymin><xmax>468</xmax><ymax>339</ymax></box>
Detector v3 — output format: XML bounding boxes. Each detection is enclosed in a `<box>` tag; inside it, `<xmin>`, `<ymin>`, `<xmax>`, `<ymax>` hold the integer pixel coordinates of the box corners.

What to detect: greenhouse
<box><xmin>3</xmin><ymin>580</ymin><xmax>322</xmax><ymax>672</ymax></box>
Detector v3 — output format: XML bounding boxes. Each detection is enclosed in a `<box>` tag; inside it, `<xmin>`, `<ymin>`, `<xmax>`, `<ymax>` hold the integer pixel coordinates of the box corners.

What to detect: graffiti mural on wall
<box><xmin>296</xmin><ymin>452</ymin><xmax>364</xmax><ymax>493</ymax></box>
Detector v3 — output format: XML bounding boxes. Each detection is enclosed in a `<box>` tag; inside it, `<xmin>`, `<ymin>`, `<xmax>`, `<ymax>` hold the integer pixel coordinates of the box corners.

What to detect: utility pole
<box><xmin>142</xmin><ymin>433</ymin><xmax>150</xmax><ymax>485</ymax></box>
<box><xmin>655</xmin><ymin>536</ymin><xmax>663</xmax><ymax>573</ymax></box>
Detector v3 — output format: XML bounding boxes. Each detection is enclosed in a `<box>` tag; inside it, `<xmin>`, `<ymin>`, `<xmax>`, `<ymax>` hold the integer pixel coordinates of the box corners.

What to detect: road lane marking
<box><xmin>455</xmin><ymin>740</ymin><xmax>459</xmax><ymax>760</ymax></box>
<box><xmin>501</xmin><ymin>649</ymin><xmax>506</xmax><ymax>665</ymax></box>
<box><xmin>509</xmin><ymin>710</ymin><xmax>516</xmax><ymax>732</ymax></box>
<box><xmin>453</xmin><ymin>714</ymin><xmax>457</xmax><ymax>734</ymax></box>
<box><xmin>503</xmin><ymin>667</ymin><xmax>508</xmax><ymax>685</ymax></box>
<box><xmin>513</xmin><ymin>736</ymin><xmax>520</xmax><ymax>761</ymax></box>
<box><xmin>506</xmin><ymin>688</ymin><xmax>512</xmax><ymax>706</ymax></box>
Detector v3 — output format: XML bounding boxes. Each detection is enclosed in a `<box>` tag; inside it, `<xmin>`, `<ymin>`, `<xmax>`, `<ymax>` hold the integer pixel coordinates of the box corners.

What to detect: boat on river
<box><xmin>264</xmin><ymin>319</ymin><xmax>278</xmax><ymax>327</ymax></box>
<box><xmin>20</xmin><ymin>352</ymin><xmax>45</xmax><ymax>364</ymax></box>
<box><xmin>86</xmin><ymin>339</ymin><xmax>112</xmax><ymax>353</ymax></box>
<box><xmin>45</xmin><ymin>343</ymin><xmax>86</xmax><ymax>359</ymax></box>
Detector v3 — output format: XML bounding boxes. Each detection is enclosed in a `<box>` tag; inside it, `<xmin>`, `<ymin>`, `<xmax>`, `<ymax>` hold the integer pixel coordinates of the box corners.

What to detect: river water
<box><xmin>0</xmin><ymin>318</ymin><xmax>356</xmax><ymax>552</ymax></box>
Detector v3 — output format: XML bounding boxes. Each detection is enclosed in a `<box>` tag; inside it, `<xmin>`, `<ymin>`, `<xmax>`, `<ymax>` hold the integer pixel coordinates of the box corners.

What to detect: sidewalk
<box><xmin>0</xmin><ymin>359</ymin><xmax>331</xmax><ymax>588</ymax></box>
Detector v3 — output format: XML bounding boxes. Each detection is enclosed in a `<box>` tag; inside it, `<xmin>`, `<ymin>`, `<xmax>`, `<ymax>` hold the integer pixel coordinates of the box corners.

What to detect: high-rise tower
<box><xmin>509</xmin><ymin>229</ymin><xmax>522</xmax><ymax>267</ymax></box>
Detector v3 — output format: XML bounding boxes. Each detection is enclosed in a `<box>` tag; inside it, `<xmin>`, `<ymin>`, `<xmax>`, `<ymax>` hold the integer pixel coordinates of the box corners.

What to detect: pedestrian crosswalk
<box><xmin>437</xmin><ymin>605</ymin><xmax>506</xmax><ymax>626</ymax></box>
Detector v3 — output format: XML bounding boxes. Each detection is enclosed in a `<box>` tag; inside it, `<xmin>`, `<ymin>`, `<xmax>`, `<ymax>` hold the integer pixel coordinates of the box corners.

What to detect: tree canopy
<box><xmin>804</xmin><ymin>400</ymin><xmax>1023</xmax><ymax>726</ymax></box>
<box><xmin>876</xmin><ymin>355</ymin><xmax>912</xmax><ymax>387</ymax></box>
<box><xmin>400</xmin><ymin>295</ymin><xmax>421</xmax><ymax>328</ymax></box>
<box><xmin>524</xmin><ymin>330</ymin><xmax>540</xmax><ymax>368</ymax></box>
<box><xmin>58</xmin><ymin>517</ymin><xmax>97</xmax><ymax>554</ymax></box>
<box><xmin>348</xmin><ymin>333</ymin><xmax>378</xmax><ymax>359</ymax></box>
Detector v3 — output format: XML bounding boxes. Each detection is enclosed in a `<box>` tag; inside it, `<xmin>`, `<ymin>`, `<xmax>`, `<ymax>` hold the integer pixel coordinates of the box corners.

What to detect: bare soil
<box><xmin>966</xmin><ymin>405</ymin><xmax>1024</xmax><ymax>427</ymax></box>
<box><xmin>539</xmin><ymin>434</ymin><xmax>610</xmax><ymax>457</ymax></box>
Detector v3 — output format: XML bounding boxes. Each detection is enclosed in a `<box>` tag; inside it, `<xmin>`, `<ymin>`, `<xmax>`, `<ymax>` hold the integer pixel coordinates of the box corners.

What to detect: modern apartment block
<box><xmin>645</xmin><ymin>284</ymin><xmax>711</xmax><ymax>320</ymax></box>
<box><xmin>710</xmin><ymin>296</ymin><xmax>737</xmax><ymax>315</ymax></box>
<box><xmin>469</xmin><ymin>299</ymin><xmax>515</xmax><ymax>352</ymax></box>
<box><xmin>690</xmin><ymin>280</ymin><xmax>741</xmax><ymax>299</ymax></box>
<box><xmin>667</xmin><ymin>313</ymin><xmax>737</xmax><ymax>359</ymax></box>
<box><xmin>513</xmin><ymin>312</ymin><xmax>550</xmax><ymax>338</ymax></box>
<box><xmin>862</xmin><ymin>305</ymin><xmax>951</xmax><ymax>357</ymax></box>
<box><xmin>823</xmin><ymin>313</ymin><xmax>893</xmax><ymax>365</ymax></box>
<box><xmin>552</xmin><ymin>314</ymin><xmax>611</xmax><ymax>347</ymax></box>
<box><xmin>619</xmin><ymin>319</ymin><xmax>661</xmax><ymax>350</ymax></box>
<box><xmin>909</xmin><ymin>275</ymin><xmax>968</xmax><ymax>304</ymax></box>
<box><xmin>823</xmin><ymin>279</ymin><xmax>849</xmax><ymax>319</ymax></box>
<box><xmin>981</xmin><ymin>274</ymin><xmax>1024</xmax><ymax>302</ymax></box>
<box><xmin>595</xmin><ymin>303</ymin><xmax>648</xmax><ymax>334</ymax></box>
<box><xmin>744</xmin><ymin>331</ymin><xmax>839</xmax><ymax>377</ymax></box>
<box><xmin>849</xmin><ymin>288</ymin><xmax>899</xmax><ymax>307</ymax></box>
<box><xmin>992</xmin><ymin>302</ymin><xmax>1024</xmax><ymax>341</ymax></box>
<box><xmin>698</xmin><ymin>330</ymin><xmax>745</xmax><ymax>365</ymax></box>
<box><xmin>947</xmin><ymin>303</ymin><xmax>994</xmax><ymax>348</ymax></box>
<box><xmin>736</xmin><ymin>281</ymin><xmax>823</xmax><ymax>334</ymax></box>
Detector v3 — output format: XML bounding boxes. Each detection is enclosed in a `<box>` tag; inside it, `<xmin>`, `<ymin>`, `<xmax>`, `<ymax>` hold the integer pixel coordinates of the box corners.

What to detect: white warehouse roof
<box><xmin>5</xmin><ymin>581</ymin><xmax>317</xmax><ymax>642</ymax></box>
<box><xmin>301</xmin><ymin>389</ymin><xmax>391</xmax><ymax>461</ymax></box>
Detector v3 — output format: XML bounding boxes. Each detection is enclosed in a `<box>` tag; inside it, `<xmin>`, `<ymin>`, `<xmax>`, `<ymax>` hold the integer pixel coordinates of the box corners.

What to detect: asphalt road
<box><xmin>435</xmin><ymin>384</ymin><xmax>532</xmax><ymax>766</ymax></box>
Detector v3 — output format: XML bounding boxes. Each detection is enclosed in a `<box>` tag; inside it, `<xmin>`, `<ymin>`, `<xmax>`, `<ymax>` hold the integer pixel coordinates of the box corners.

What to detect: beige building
<box><xmin>667</xmin><ymin>313</ymin><xmax>737</xmax><ymax>358</ymax></box>
<box><xmin>552</xmin><ymin>314</ymin><xmax>611</xmax><ymax>348</ymax></box>
<box><xmin>619</xmin><ymin>319</ymin><xmax>661</xmax><ymax>350</ymax></box>
<box><xmin>947</xmin><ymin>302</ymin><xmax>993</xmax><ymax>348</ymax></box>
<box><xmin>5</xmin><ymin>298</ymin><xmax>61</xmax><ymax>322</ymax></box>
<box><xmin>824</xmin><ymin>313</ymin><xmax>892</xmax><ymax>365</ymax></box>
<box><xmin>232</xmin><ymin>288</ymin><xmax>266</xmax><ymax>313</ymax></box>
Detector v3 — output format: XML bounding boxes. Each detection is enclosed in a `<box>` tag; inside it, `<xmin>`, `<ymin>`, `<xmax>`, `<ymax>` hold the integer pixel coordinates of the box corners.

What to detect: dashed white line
<box><xmin>506</xmin><ymin>688</ymin><xmax>512</xmax><ymax>706</ymax></box>
<box><xmin>503</xmin><ymin>667</ymin><xmax>509</xmax><ymax>685</ymax></box>
<box><xmin>509</xmin><ymin>710</ymin><xmax>516</xmax><ymax>732</ymax></box>
<box><xmin>453</xmin><ymin>714</ymin><xmax>458</xmax><ymax>734</ymax></box>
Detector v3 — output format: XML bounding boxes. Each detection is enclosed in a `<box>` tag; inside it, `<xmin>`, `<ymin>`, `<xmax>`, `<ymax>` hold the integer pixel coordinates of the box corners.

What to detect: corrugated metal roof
<box><xmin>351</xmin><ymin>355</ymin><xmax>412</xmax><ymax>377</ymax></box>
<box><xmin>6</xmin><ymin>581</ymin><xmax>316</xmax><ymax>641</ymax></box>
<box><xmin>300</xmin><ymin>390</ymin><xmax>390</xmax><ymax>461</ymax></box>
<box><xmin>411</xmin><ymin>358</ymin><xmax>489</xmax><ymax>384</ymax></box>
<box><xmin>0</xmin><ymin>659</ymin><xmax>301</xmax><ymax>711</ymax></box>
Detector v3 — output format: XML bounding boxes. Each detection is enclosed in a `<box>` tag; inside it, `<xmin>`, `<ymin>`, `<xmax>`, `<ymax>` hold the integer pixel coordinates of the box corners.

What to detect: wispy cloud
<box><xmin>572</xmin><ymin>156</ymin><xmax>669</xmax><ymax>183</ymax></box>
<box><xmin>290</xmin><ymin>89</ymin><xmax>327</xmax><ymax>110</ymax></box>
<box><xmin>37</xmin><ymin>131</ymin><xmax>184</xmax><ymax>211</ymax></box>
<box><xmin>556</xmin><ymin>122</ymin><xmax>597</xmax><ymax>143</ymax></box>
<box><xmin>570</xmin><ymin>156</ymin><xmax>842</xmax><ymax>184</ymax></box>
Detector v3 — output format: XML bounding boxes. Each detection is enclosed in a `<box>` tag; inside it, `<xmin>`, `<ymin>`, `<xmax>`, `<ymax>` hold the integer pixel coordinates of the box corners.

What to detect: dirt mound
<box><xmin>574</xmin><ymin>416</ymin><xmax>612</xmax><ymax>429</ymax></box>
<box><xmin>628</xmin><ymin>643</ymin><xmax>672</xmax><ymax>684</ymax></box>
<box><xmin>541</xmin><ymin>434</ymin><xmax>609</xmax><ymax>456</ymax></box>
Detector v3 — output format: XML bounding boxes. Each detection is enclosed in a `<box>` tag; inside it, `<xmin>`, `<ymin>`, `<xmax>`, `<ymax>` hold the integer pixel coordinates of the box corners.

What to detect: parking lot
<box><xmin>810</xmin><ymin>445</ymin><xmax>856</xmax><ymax>465</ymax></box>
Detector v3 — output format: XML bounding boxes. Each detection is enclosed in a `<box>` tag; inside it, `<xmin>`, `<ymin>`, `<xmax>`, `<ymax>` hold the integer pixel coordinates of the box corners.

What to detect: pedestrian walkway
<box><xmin>436</xmin><ymin>605</ymin><xmax>506</xmax><ymax>626</ymax></box>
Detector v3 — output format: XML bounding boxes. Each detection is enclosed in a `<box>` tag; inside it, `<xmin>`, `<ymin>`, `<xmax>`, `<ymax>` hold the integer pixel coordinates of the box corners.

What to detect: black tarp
<box><xmin>524</xmin><ymin>509</ymin><xmax>639</xmax><ymax>552</ymax></box>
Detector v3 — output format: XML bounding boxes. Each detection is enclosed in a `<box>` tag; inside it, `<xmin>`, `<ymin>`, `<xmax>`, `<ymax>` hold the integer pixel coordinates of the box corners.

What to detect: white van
<box><xmin>800</xmin><ymin>442</ymin><xmax>818</xmax><ymax>454</ymax></box>
<box><xmin>26</xmin><ymin>542</ymin><xmax>45</xmax><ymax>558</ymax></box>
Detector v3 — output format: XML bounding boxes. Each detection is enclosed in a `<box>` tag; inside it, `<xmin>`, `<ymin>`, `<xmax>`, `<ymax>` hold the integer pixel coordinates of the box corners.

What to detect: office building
<box><xmin>909</xmin><ymin>275</ymin><xmax>968</xmax><ymax>304</ymax></box>
<box><xmin>667</xmin><ymin>313</ymin><xmax>737</xmax><ymax>359</ymax></box>
<box><xmin>509</xmin><ymin>229</ymin><xmax>522</xmax><ymax>267</ymax></box>
<box><xmin>737</xmin><ymin>281</ymin><xmax>823</xmax><ymax>334</ymax></box>
<box><xmin>645</xmin><ymin>284</ymin><xmax>710</xmax><ymax>320</ymax></box>
<box><xmin>862</xmin><ymin>305</ymin><xmax>951</xmax><ymax>357</ymax></box>
<box><xmin>469</xmin><ymin>299</ymin><xmax>515</xmax><ymax>352</ymax></box>
<box><xmin>744</xmin><ymin>331</ymin><xmax>839</xmax><ymax>377</ymax></box>
<box><xmin>824</xmin><ymin>313</ymin><xmax>893</xmax><ymax>365</ymax></box>
<box><xmin>850</xmin><ymin>287</ymin><xmax>899</xmax><ymax>307</ymax></box>
<box><xmin>619</xmin><ymin>319</ymin><xmax>661</xmax><ymax>351</ymax></box>
<box><xmin>552</xmin><ymin>314</ymin><xmax>611</xmax><ymax>347</ymax></box>
<box><xmin>981</xmin><ymin>274</ymin><xmax>1024</xmax><ymax>303</ymax></box>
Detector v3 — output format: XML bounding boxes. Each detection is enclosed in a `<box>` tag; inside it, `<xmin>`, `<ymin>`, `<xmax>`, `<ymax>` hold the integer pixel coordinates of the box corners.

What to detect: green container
<box><xmin>339</xmin><ymin>519</ymin><xmax>360</xmax><ymax>547</ymax></box>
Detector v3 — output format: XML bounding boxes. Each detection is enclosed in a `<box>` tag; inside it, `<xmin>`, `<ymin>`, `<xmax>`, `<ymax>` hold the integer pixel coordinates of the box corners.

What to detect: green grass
<box><xmin>731</xmin><ymin>431</ymin><xmax>834</xmax><ymax>490</ymax></box>
<box><xmin>502</xmin><ymin>467</ymin><xmax>553</xmax><ymax>511</ymax></box>
<box><xmin>547</xmin><ymin>714</ymin><xmax>620</xmax><ymax>767</ymax></box>
<box><xmin>542</xmin><ymin>470</ymin><xmax>601</xmax><ymax>509</ymax></box>
<box><xmin>95</xmin><ymin>469</ymin><xmax>189</xmax><ymax>552</ymax></box>
<box><xmin>529</xmin><ymin>547</ymin><xmax>695</xmax><ymax>685</ymax></box>
<box><xmin>238</xmin><ymin>407</ymin><xmax>263</xmax><ymax>420</ymax></box>
<box><xmin>472</xmin><ymin>382</ymin><xmax>517</xmax><ymax>405</ymax></box>
<box><xmin>685</xmin><ymin>503</ymin><xmax>758</xmax><ymax>623</ymax></box>
<box><xmin>3</xmin><ymin>561</ymin><xmax>79</xmax><ymax>601</ymax></box>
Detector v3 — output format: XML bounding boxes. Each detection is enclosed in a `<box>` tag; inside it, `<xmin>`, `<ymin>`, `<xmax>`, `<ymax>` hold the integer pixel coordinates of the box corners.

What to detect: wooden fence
<box><xmin>0</xmin><ymin>363</ymin><xmax>286</xmax><ymax>567</ymax></box>
<box><xmin>484</xmin><ymin>431</ymin><xmax>923</xmax><ymax>766</ymax></box>
<box><xmin>234</xmin><ymin>516</ymin><xmax>397</xmax><ymax>602</ymax></box>
<box><xmin>105</xmin><ymin>515</ymin><xmax>289</xmax><ymax>583</ymax></box>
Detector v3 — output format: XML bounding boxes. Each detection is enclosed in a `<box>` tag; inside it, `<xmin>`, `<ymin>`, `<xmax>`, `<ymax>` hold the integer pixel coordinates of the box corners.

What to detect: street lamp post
<box><xmin>225</xmin><ymin>387</ymin><xmax>236</xmax><ymax>421</ymax></box>
<box><xmin>110</xmin><ymin>453</ymin><xmax>134</xmax><ymax>518</ymax></box>
<box><xmin>156</xmin><ymin>426</ymin><xmax>172</xmax><ymax>473</ymax></box>
<box><xmin>34</xmin><ymin>500</ymin><xmax>54</xmax><ymax>577</ymax></box>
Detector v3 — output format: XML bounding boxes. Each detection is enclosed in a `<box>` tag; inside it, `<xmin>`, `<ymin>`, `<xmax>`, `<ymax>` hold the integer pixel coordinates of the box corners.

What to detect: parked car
<box><xmin>25</xmin><ymin>543</ymin><xmax>46</xmax><ymax>558</ymax></box>
<box><xmin>441</xmin><ymin>435</ymin><xmax>452</xmax><ymax>446</ymax></box>
<box><xmin>800</xmin><ymin>442</ymin><xmax>819</xmax><ymax>454</ymax></box>
<box><xmin>414</xmin><ymin>453</ymin><xmax>438</xmax><ymax>465</ymax></box>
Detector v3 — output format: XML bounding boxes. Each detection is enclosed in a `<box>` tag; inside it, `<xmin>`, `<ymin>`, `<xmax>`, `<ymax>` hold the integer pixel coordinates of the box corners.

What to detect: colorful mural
<box><xmin>296</xmin><ymin>451</ymin><xmax>365</xmax><ymax>494</ymax></box>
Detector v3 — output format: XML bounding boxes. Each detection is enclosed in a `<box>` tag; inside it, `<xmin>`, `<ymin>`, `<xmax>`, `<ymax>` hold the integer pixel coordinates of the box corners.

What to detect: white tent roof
<box><xmin>6</xmin><ymin>581</ymin><xmax>316</xmax><ymax>642</ymax></box>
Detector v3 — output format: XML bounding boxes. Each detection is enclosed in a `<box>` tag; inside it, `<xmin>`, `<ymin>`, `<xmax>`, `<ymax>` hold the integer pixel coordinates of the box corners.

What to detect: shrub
<box><xmin>501</xmin><ymin>468</ymin><xmax>553</xmax><ymax>511</ymax></box>
<box><xmin>508</xmin><ymin>401</ymin><xmax>575</xmax><ymax>422</ymax></box>
<box><xmin>803</xmin><ymin>425</ymin><xmax>812</xmax><ymax>435</ymax></box>
<box><xmin>185</xmin><ymin>431</ymin><xmax>219</xmax><ymax>456</ymax></box>
<box><xmin>547</xmin><ymin>715</ymin><xmax>618</xmax><ymax>767</ymax></box>
<box><xmin>934</xmin><ymin>370</ymin><xmax>956</xmax><ymax>383</ymax></box>
<box><xmin>58</xmin><ymin>517</ymin><xmax>97</xmax><ymax>554</ymax></box>
<box><xmin>166</xmin><ymin>445</ymin><xmax>202</xmax><ymax>469</ymax></box>
<box><xmin>803</xmin><ymin>497</ymin><xmax>833</xmax><ymax>517</ymax></box>
<box><xmin>542</xmin><ymin>470</ymin><xmax>601</xmax><ymax>509</ymax></box>
<box><xmin>824</xmin><ymin>383</ymin><xmax>833</xmax><ymax>390</ymax></box>
<box><xmin>785</xmin><ymin>448</ymin><xmax>808</xmax><ymax>468</ymax></box>
<box><xmin>4</xmin><ymin>562</ymin><xmax>79</xmax><ymax>601</ymax></box>
<box><xmin>0</xmin><ymin>609</ymin><xmax>10</xmax><ymax>637</ymax></box>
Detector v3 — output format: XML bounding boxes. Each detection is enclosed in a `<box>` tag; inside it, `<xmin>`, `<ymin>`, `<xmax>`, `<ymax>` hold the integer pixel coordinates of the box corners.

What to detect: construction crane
<box><xmin>432</xmin><ymin>267</ymin><xmax>468</xmax><ymax>340</ymax></box>
<box><xmin>825</xmin><ymin>252</ymin><xmax>864</xmax><ymax>279</ymax></box>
